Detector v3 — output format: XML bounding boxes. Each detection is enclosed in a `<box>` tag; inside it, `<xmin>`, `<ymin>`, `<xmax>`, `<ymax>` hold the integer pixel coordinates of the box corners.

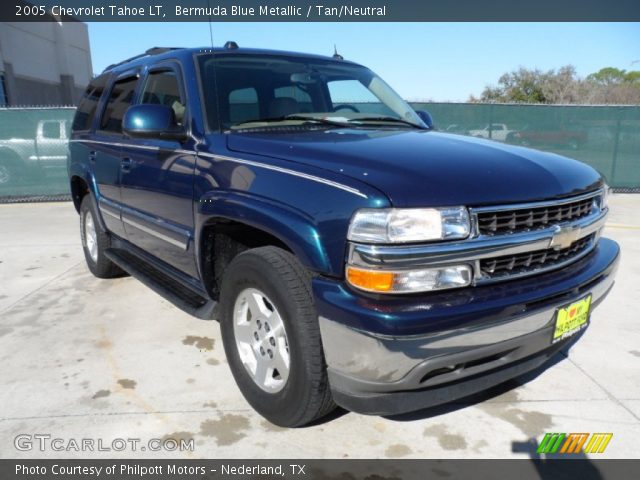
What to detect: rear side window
<box><xmin>140</xmin><ymin>70</ymin><xmax>186</xmax><ymax>125</ymax></box>
<box><xmin>100</xmin><ymin>76</ymin><xmax>139</xmax><ymax>133</ymax></box>
<box><xmin>72</xmin><ymin>75</ymin><xmax>108</xmax><ymax>132</ymax></box>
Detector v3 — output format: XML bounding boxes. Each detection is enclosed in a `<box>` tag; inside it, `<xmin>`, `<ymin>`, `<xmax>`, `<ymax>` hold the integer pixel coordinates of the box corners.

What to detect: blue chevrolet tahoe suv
<box><xmin>68</xmin><ymin>44</ymin><xmax>619</xmax><ymax>427</ymax></box>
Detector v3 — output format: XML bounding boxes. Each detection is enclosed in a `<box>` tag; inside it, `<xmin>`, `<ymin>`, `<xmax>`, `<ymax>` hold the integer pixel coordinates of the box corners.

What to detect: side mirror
<box><xmin>123</xmin><ymin>104</ymin><xmax>186</xmax><ymax>141</ymax></box>
<box><xmin>415</xmin><ymin>110</ymin><xmax>434</xmax><ymax>129</ymax></box>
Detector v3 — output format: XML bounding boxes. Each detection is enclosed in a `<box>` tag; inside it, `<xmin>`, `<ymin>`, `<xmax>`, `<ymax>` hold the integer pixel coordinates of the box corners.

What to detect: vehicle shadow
<box><xmin>512</xmin><ymin>438</ymin><xmax>604</xmax><ymax>480</ymax></box>
<box><xmin>307</xmin><ymin>406</ymin><xmax>350</xmax><ymax>426</ymax></box>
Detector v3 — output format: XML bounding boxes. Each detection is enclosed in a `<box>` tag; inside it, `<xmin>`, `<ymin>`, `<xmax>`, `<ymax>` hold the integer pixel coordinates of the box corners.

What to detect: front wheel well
<box><xmin>0</xmin><ymin>148</ymin><xmax>21</xmax><ymax>163</ymax></box>
<box><xmin>0</xmin><ymin>148</ymin><xmax>23</xmax><ymax>173</ymax></box>
<box><xmin>200</xmin><ymin>220</ymin><xmax>293</xmax><ymax>300</ymax></box>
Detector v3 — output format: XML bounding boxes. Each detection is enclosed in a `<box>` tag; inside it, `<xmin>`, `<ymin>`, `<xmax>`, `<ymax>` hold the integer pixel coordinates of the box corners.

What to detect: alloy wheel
<box><xmin>233</xmin><ymin>288</ymin><xmax>290</xmax><ymax>393</ymax></box>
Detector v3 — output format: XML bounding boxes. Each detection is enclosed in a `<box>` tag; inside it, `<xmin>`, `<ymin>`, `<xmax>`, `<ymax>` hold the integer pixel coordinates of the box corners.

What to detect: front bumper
<box><xmin>313</xmin><ymin>238</ymin><xmax>619</xmax><ymax>416</ymax></box>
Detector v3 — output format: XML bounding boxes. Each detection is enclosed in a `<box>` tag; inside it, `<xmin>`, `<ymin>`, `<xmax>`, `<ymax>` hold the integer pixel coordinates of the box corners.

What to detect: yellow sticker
<box><xmin>553</xmin><ymin>295</ymin><xmax>592</xmax><ymax>343</ymax></box>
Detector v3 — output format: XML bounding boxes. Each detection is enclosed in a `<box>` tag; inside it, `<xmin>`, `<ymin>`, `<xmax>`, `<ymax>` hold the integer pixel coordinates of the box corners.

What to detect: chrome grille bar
<box><xmin>480</xmin><ymin>234</ymin><xmax>595</xmax><ymax>276</ymax></box>
<box><xmin>477</xmin><ymin>197</ymin><xmax>595</xmax><ymax>235</ymax></box>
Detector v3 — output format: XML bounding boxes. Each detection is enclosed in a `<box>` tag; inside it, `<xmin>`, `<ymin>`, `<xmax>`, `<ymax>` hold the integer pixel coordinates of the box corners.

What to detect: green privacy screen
<box><xmin>0</xmin><ymin>107</ymin><xmax>75</xmax><ymax>200</ymax></box>
<box><xmin>0</xmin><ymin>104</ymin><xmax>638</xmax><ymax>201</ymax></box>
<box><xmin>411</xmin><ymin>103</ymin><xmax>640</xmax><ymax>190</ymax></box>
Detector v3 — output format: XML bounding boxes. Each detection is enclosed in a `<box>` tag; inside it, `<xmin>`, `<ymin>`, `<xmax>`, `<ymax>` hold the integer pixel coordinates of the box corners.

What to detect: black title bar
<box><xmin>3</xmin><ymin>0</ymin><xmax>640</xmax><ymax>22</ymax></box>
<box><xmin>2</xmin><ymin>459</ymin><xmax>640</xmax><ymax>480</ymax></box>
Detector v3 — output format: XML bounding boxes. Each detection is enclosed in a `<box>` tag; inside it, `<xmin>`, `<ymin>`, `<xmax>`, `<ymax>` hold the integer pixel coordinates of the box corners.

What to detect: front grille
<box><xmin>477</xmin><ymin>196</ymin><xmax>596</xmax><ymax>235</ymax></box>
<box><xmin>480</xmin><ymin>234</ymin><xmax>595</xmax><ymax>278</ymax></box>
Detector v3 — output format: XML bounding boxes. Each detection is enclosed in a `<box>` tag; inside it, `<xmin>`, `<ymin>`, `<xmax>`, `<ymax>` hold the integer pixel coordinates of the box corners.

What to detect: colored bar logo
<box><xmin>537</xmin><ymin>433</ymin><xmax>613</xmax><ymax>454</ymax></box>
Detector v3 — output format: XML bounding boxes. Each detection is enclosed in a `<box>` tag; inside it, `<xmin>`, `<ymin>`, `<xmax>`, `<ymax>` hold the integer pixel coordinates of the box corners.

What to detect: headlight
<box><xmin>347</xmin><ymin>207</ymin><xmax>470</xmax><ymax>243</ymax></box>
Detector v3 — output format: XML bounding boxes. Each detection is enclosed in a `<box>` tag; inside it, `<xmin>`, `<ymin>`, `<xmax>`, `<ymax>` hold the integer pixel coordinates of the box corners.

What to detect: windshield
<box><xmin>197</xmin><ymin>53</ymin><xmax>426</xmax><ymax>130</ymax></box>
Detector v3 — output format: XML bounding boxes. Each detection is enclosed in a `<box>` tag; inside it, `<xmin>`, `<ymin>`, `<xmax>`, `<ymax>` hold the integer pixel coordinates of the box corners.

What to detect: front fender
<box><xmin>196</xmin><ymin>191</ymin><xmax>334</xmax><ymax>274</ymax></box>
<box><xmin>0</xmin><ymin>146</ymin><xmax>29</xmax><ymax>165</ymax></box>
<box><xmin>193</xmin><ymin>142</ymin><xmax>392</xmax><ymax>278</ymax></box>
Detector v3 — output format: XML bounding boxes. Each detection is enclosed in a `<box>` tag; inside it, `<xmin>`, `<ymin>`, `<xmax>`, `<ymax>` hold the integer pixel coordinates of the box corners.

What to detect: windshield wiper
<box><xmin>232</xmin><ymin>114</ymin><xmax>351</xmax><ymax>129</ymax></box>
<box><xmin>284</xmin><ymin>115</ymin><xmax>353</xmax><ymax>127</ymax></box>
<box><xmin>349</xmin><ymin>116</ymin><xmax>428</xmax><ymax>129</ymax></box>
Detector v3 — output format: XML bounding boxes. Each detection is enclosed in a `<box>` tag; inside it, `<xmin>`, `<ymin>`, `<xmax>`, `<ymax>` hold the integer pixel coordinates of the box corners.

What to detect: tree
<box><xmin>625</xmin><ymin>71</ymin><xmax>640</xmax><ymax>85</ymax></box>
<box><xmin>478</xmin><ymin>67</ymin><xmax>548</xmax><ymax>103</ymax></box>
<box><xmin>542</xmin><ymin>66</ymin><xmax>582</xmax><ymax>104</ymax></box>
<box><xmin>474</xmin><ymin>66</ymin><xmax>640</xmax><ymax>104</ymax></box>
<box><xmin>587</xmin><ymin>67</ymin><xmax>627</xmax><ymax>86</ymax></box>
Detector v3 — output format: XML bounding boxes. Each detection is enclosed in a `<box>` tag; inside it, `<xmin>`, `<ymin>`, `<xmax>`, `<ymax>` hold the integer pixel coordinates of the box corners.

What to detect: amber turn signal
<box><xmin>346</xmin><ymin>266</ymin><xmax>394</xmax><ymax>292</ymax></box>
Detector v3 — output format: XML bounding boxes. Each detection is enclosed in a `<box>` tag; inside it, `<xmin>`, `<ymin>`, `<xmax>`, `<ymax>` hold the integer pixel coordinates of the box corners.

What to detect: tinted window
<box><xmin>327</xmin><ymin>79</ymin><xmax>393</xmax><ymax>115</ymax></box>
<box><xmin>100</xmin><ymin>76</ymin><xmax>139</xmax><ymax>133</ymax></box>
<box><xmin>141</xmin><ymin>70</ymin><xmax>185</xmax><ymax>125</ymax></box>
<box><xmin>328</xmin><ymin>80</ymin><xmax>378</xmax><ymax>104</ymax></box>
<box><xmin>198</xmin><ymin>54</ymin><xmax>423</xmax><ymax>130</ymax></box>
<box><xmin>228</xmin><ymin>88</ymin><xmax>259</xmax><ymax>124</ymax></box>
<box><xmin>41</xmin><ymin>121</ymin><xmax>61</xmax><ymax>139</ymax></box>
<box><xmin>72</xmin><ymin>75</ymin><xmax>108</xmax><ymax>132</ymax></box>
<box><xmin>275</xmin><ymin>85</ymin><xmax>312</xmax><ymax>113</ymax></box>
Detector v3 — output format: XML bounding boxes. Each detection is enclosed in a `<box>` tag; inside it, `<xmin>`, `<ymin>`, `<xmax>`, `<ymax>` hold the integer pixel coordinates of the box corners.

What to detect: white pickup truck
<box><xmin>468</xmin><ymin>123</ymin><xmax>513</xmax><ymax>142</ymax></box>
<box><xmin>0</xmin><ymin>119</ymin><xmax>69</xmax><ymax>185</ymax></box>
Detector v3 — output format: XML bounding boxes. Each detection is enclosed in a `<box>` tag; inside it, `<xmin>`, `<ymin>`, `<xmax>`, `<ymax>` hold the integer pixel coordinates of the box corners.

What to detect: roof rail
<box><xmin>103</xmin><ymin>47</ymin><xmax>182</xmax><ymax>72</ymax></box>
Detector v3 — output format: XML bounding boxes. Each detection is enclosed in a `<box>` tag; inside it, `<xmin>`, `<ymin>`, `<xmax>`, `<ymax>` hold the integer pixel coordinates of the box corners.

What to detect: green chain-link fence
<box><xmin>0</xmin><ymin>107</ymin><xmax>75</xmax><ymax>201</ymax></box>
<box><xmin>411</xmin><ymin>103</ymin><xmax>640</xmax><ymax>190</ymax></box>
<box><xmin>0</xmin><ymin>104</ymin><xmax>638</xmax><ymax>202</ymax></box>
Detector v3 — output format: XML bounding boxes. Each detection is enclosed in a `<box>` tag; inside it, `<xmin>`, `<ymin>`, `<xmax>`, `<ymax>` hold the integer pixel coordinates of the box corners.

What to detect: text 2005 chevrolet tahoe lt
<box><xmin>68</xmin><ymin>44</ymin><xmax>619</xmax><ymax>427</ymax></box>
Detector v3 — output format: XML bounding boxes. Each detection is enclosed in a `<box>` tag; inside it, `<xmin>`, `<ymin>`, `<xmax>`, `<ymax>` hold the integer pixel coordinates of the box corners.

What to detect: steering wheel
<box><xmin>332</xmin><ymin>104</ymin><xmax>360</xmax><ymax>113</ymax></box>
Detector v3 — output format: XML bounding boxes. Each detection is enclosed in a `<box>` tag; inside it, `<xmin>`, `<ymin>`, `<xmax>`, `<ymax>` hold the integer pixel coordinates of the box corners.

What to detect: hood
<box><xmin>226</xmin><ymin>128</ymin><xmax>602</xmax><ymax>207</ymax></box>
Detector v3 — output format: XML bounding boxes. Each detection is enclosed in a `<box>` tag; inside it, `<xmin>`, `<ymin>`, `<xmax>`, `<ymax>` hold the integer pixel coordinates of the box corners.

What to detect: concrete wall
<box><xmin>0</xmin><ymin>22</ymin><xmax>92</xmax><ymax>106</ymax></box>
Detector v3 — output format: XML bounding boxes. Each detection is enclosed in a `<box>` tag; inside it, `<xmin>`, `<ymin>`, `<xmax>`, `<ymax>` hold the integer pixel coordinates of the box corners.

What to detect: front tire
<box><xmin>219</xmin><ymin>246</ymin><xmax>335</xmax><ymax>427</ymax></box>
<box><xmin>80</xmin><ymin>195</ymin><xmax>125</xmax><ymax>278</ymax></box>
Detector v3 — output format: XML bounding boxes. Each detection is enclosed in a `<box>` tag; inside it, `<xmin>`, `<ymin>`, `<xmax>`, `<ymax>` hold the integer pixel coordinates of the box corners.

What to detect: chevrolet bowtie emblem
<box><xmin>550</xmin><ymin>225</ymin><xmax>581</xmax><ymax>250</ymax></box>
